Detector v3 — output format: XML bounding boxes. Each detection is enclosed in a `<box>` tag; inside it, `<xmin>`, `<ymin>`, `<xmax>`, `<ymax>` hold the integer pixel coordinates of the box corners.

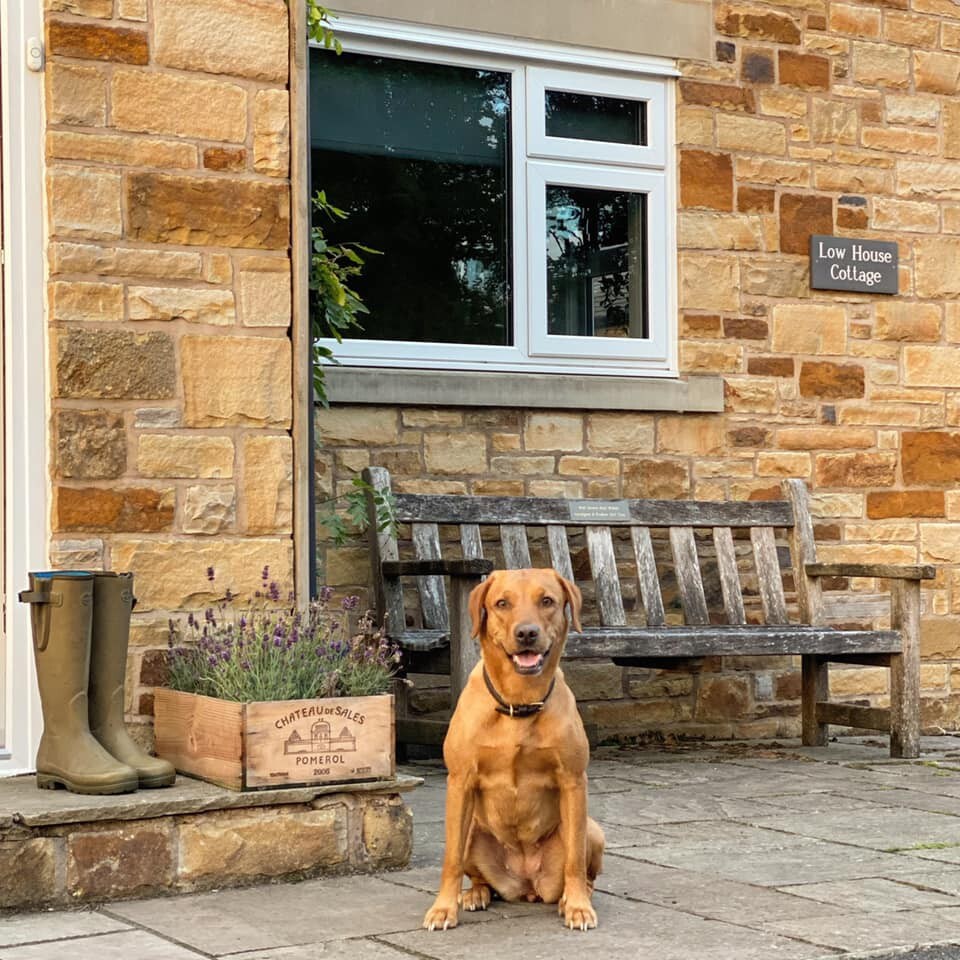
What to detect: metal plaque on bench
<box><xmin>568</xmin><ymin>500</ymin><xmax>632</xmax><ymax>522</ymax></box>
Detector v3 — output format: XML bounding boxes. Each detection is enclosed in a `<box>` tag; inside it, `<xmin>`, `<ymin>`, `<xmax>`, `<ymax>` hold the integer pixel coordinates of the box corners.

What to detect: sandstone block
<box><xmin>680</xmin><ymin>341</ymin><xmax>743</xmax><ymax>373</ymax></box>
<box><xmin>128</xmin><ymin>286</ymin><xmax>236</xmax><ymax>325</ymax></box>
<box><xmin>680</xmin><ymin>81</ymin><xmax>755</xmax><ymax>113</ymax></box>
<box><xmin>395</xmin><ymin>478</ymin><xmax>467</xmax><ymax>495</ymax></box>
<box><xmin>680</xmin><ymin>150</ymin><xmax>733</xmax><ymax>211</ymax></box>
<box><xmin>153</xmin><ymin>0</ymin><xmax>288</xmax><ymax>82</ymax></box>
<box><xmin>424</xmin><ymin>432</ymin><xmax>488</xmax><ymax>474</ymax></box>
<box><xmin>580</xmin><ymin>698</ymin><xmax>692</xmax><ymax>734</ymax></box>
<box><xmin>724</xmin><ymin>378</ymin><xmax>778</xmax><ymax>414</ymax></box>
<box><xmin>47</xmin><ymin>167</ymin><xmax>122</xmax><ymax>241</ymax></box>
<box><xmin>205</xmin><ymin>254</ymin><xmax>233</xmax><ymax>285</ymax></box>
<box><xmin>57</xmin><ymin>328</ymin><xmax>175</xmax><ymax>399</ymax></box>
<box><xmin>48</xmin><ymin>19</ymin><xmax>148</xmax><ymax>63</ymax></box>
<box><xmin>921</xmin><ymin>524</ymin><xmax>960</xmax><ymax>564</ymax></box>
<box><xmin>528</xmin><ymin>480</ymin><xmax>583</xmax><ymax>497</ymax></box>
<box><xmin>67</xmin><ymin>823</ymin><xmax>173</xmax><ymax>900</ymax></box>
<box><xmin>50</xmin><ymin>537</ymin><xmax>106</xmax><ymax>569</ymax></box>
<box><xmin>898</xmin><ymin>161</ymin><xmax>960</xmax><ymax>201</ymax></box>
<box><xmin>242</xmin><ymin>435</ymin><xmax>293</xmax><ymax>534</ymax></box>
<box><xmin>853</xmin><ymin>41</ymin><xmax>910</xmax><ymax>88</ymax></box>
<box><xmin>0</xmin><ymin>839</ymin><xmax>58</xmax><ymax>909</ymax></box>
<box><xmin>772</xmin><ymin>304</ymin><xmax>846</xmax><ymax>354</ymax></box>
<box><xmin>138</xmin><ymin>434</ymin><xmax>234</xmax><ymax>479</ymax></box>
<box><xmin>50</xmin><ymin>242</ymin><xmax>203</xmax><ymax>280</ymax></box>
<box><xmin>757</xmin><ymin>452</ymin><xmax>811</xmax><ymax>477</ymax></box>
<box><xmin>677</xmin><ymin>106</ymin><xmax>714</xmax><ymax>146</ymax></box>
<box><xmin>815</xmin><ymin>164</ymin><xmax>890</xmax><ymax>194</ymax></box>
<box><xmin>695</xmin><ymin>676</ymin><xmax>751</xmax><ymax>722</ymax></box>
<box><xmin>946</xmin><ymin>103</ymin><xmax>960</xmax><ymax>160</ymax></box>
<box><xmin>717</xmin><ymin>114</ymin><xmax>787</xmax><ymax>155</ymax></box>
<box><xmin>810</xmin><ymin>99</ymin><xmax>858</xmax><ymax>145</ymax></box>
<box><xmin>127</xmin><ymin>173</ymin><xmax>289</xmax><ymax>249</ymax></box>
<box><xmin>557</xmin><ymin>456</ymin><xmax>618</xmax><ymax>477</ymax></box>
<box><xmin>361</xmin><ymin>797</ymin><xmax>413</xmax><ymax>868</ymax></box>
<box><xmin>491</xmin><ymin>433</ymin><xmax>521</xmax><ymax>452</ymax></box>
<box><xmin>742</xmin><ymin>259</ymin><xmax>808</xmax><ymax>298</ymax></box>
<box><xmin>48</xmin><ymin>131</ymin><xmax>197</xmax><ymax>170</ymax></box>
<box><xmin>204</xmin><ymin>146</ymin><xmax>247</xmax><ymax>172</ymax></box>
<box><xmin>253</xmin><ymin>89</ymin><xmax>290</xmax><ymax>177</ymax></box>
<box><xmin>874</xmin><ymin>301</ymin><xmax>940</xmax><ymax>341</ymax></box>
<box><xmin>737</xmin><ymin>187</ymin><xmax>775</xmax><ymax>213</ymax></box>
<box><xmin>873</xmin><ymin>198</ymin><xmax>939</xmax><ymax>234</ymax></box>
<box><xmin>181</xmin><ymin>336</ymin><xmax>292</xmax><ymax>427</ymax></box>
<box><xmin>490</xmin><ymin>455</ymin><xmax>555</xmax><ymax>477</ymax></box>
<box><xmin>903</xmin><ymin>432</ymin><xmax>960</xmax><ymax>484</ymax></box>
<box><xmin>923</xmin><ymin>618</ymin><xmax>960</xmax><ymax>661</ymax></box>
<box><xmin>728</xmin><ymin>426</ymin><xmax>772</xmax><ymax>448</ymax></box>
<box><xmin>322</xmin><ymin>546</ymin><xmax>371</xmax><ymax>586</ymax></box>
<box><xmin>915</xmin><ymin>238</ymin><xmax>960</xmax><ymax>299</ymax></box>
<box><xmin>916</xmin><ymin>51</ymin><xmax>960</xmax><ymax>95</ymax></box>
<box><xmin>658</xmin><ymin>415</ymin><xmax>724</xmax><ymax>456</ymax></box>
<box><xmin>736</xmin><ymin>157</ymin><xmax>809</xmax><ymax>186</ymax></box>
<box><xmin>401</xmin><ymin>410</ymin><xmax>463</xmax><ymax>428</ymax></box>
<box><xmin>49</xmin><ymin>281</ymin><xmax>123</xmax><ymax>323</ymax></box>
<box><xmin>679</xmin><ymin>212</ymin><xmax>764</xmax><ymax>251</ymax></box>
<box><xmin>315</xmin><ymin>407</ymin><xmax>398</xmax><ymax>445</ymax></box>
<box><xmin>905</xmin><ymin>345</ymin><xmax>960</xmax><ymax>388</ymax></box>
<box><xmin>810</xmin><ymin>492</ymin><xmax>865</xmax><ymax>518</ymax></box>
<box><xmin>679</xmin><ymin>254</ymin><xmax>739</xmax><ymax>311</ymax></box>
<box><xmin>799</xmin><ymin>361</ymin><xmax>864</xmax><ymax>399</ymax></box>
<box><xmin>183</xmin><ymin>485</ymin><xmax>236</xmax><ymax>535</ymax></box>
<box><xmin>779</xmin><ymin>50</ymin><xmax>830</xmax><ymax>89</ymax></box>
<box><xmin>867</xmin><ymin>491</ymin><xmax>945</xmax><ymax>519</ymax></box>
<box><xmin>715</xmin><ymin>5</ymin><xmax>801</xmax><ymax>43</ymax></box>
<box><xmin>830</xmin><ymin>3</ymin><xmax>880</xmax><ymax>37</ymax></box>
<box><xmin>46</xmin><ymin>62</ymin><xmax>106</xmax><ymax>126</ymax></box>
<box><xmin>112</xmin><ymin>69</ymin><xmax>246</xmax><ymax>142</ymax></box>
<box><xmin>239</xmin><ymin>263</ymin><xmax>291</xmax><ymax>327</ymax></box>
<box><xmin>622</xmin><ymin>458</ymin><xmax>690</xmax><ymax>499</ymax></box>
<box><xmin>887</xmin><ymin>94</ymin><xmax>940</xmax><ymax>128</ymax></box>
<box><xmin>779</xmin><ymin>194</ymin><xmax>833</xmax><ymax>254</ymax></box>
<box><xmin>523</xmin><ymin>413</ymin><xmax>583</xmax><ymax>452</ymax></box>
<box><xmin>563</xmin><ymin>661</ymin><xmax>624</xmax><ymax>701</ymax></box>
<box><xmin>134</xmin><ymin>408</ymin><xmax>180</xmax><ymax>429</ymax></box>
<box><xmin>747</xmin><ymin>357</ymin><xmax>794</xmax><ymax>378</ymax></box>
<box><xmin>885</xmin><ymin>12</ymin><xmax>938</xmax><ymax>47</ymax></box>
<box><xmin>56</xmin><ymin>410</ymin><xmax>126</xmax><ymax>479</ymax></box>
<box><xmin>46</xmin><ymin>0</ymin><xmax>112</xmax><ymax>15</ymax></box>
<box><xmin>111</xmin><ymin>538</ymin><xmax>293</xmax><ymax>610</ymax></box>
<box><xmin>56</xmin><ymin>485</ymin><xmax>174</xmax><ymax>533</ymax></box>
<box><xmin>587</xmin><ymin>413</ymin><xmax>654</xmax><ymax>454</ymax></box>
<box><xmin>815</xmin><ymin>452</ymin><xmax>897</xmax><ymax>488</ymax></box>
<box><xmin>117</xmin><ymin>0</ymin><xmax>147</xmax><ymax>19</ymax></box>
<box><xmin>829</xmin><ymin>667</ymin><xmax>888</xmax><ymax>697</ymax></box>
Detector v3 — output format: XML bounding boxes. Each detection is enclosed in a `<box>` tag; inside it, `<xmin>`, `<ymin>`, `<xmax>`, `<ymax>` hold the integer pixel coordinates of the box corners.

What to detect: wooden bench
<box><xmin>362</xmin><ymin>467</ymin><xmax>933</xmax><ymax>758</ymax></box>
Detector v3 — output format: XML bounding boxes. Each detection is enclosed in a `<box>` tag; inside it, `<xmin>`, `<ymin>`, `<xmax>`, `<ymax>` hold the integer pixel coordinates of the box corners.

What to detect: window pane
<box><xmin>546</xmin><ymin>185</ymin><xmax>647</xmax><ymax>340</ymax></box>
<box><xmin>310</xmin><ymin>50</ymin><xmax>512</xmax><ymax>346</ymax></box>
<box><xmin>544</xmin><ymin>90</ymin><xmax>646</xmax><ymax>146</ymax></box>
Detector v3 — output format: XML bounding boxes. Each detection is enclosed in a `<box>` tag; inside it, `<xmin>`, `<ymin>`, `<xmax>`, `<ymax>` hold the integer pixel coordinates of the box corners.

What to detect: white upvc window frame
<box><xmin>310</xmin><ymin>15</ymin><xmax>678</xmax><ymax>378</ymax></box>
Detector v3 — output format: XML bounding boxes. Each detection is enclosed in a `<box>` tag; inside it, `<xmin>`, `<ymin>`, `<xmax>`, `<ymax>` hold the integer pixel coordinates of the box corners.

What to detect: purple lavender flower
<box><xmin>341</xmin><ymin>595</ymin><xmax>360</xmax><ymax>611</ymax></box>
<box><xmin>319</xmin><ymin>586</ymin><xmax>334</xmax><ymax>602</ymax></box>
<box><xmin>207</xmin><ymin>654</ymin><xmax>218</xmax><ymax>667</ymax></box>
<box><xmin>268</xmin><ymin>581</ymin><xmax>281</xmax><ymax>602</ymax></box>
<box><xmin>206</xmin><ymin>566</ymin><xmax>216</xmax><ymax>582</ymax></box>
<box><xmin>261</xmin><ymin>565</ymin><xmax>270</xmax><ymax>583</ymax></box>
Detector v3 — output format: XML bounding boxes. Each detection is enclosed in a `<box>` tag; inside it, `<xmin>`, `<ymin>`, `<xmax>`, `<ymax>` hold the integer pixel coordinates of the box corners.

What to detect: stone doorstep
<box><xmin>0</xmin><ymin>771</ymin><xmax>422</xmax><ymax>828</ymax></box>
<box><xmin>0</xmin><ymin>773</ymin><xmax>422</xmax><ymax>912</ymax></box>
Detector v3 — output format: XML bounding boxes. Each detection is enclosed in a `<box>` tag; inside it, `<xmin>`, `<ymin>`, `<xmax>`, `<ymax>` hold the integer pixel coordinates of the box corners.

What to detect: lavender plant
<box><xmin>167</xmin><ymin>568</ymin><xmax>399</xmax><ymax>703</ymax></box>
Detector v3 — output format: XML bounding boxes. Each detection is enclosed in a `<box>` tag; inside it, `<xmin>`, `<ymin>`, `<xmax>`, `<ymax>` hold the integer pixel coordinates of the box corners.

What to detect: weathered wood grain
<box><xmin>500</xmin><ymin>524</ymin><xmax>532</xmax><ymax>568</ymax></box>
<box><xmin>461</xmin><ymin>524</ymin><xmax>484</xmax><ymax>561</ymax></box>
<box><xmin>889</xmin><ymin>578</ymin><xmax>921</xmax><ymax>758</ymax></box>
<box><xmin>381</xmin><ymin>559</ymin><xmax>492</xmax><ymax>577</ymax></box>
<box><xmin>816</xmin><ymin>701</ymin><xmax>891</xmax><ymax>733</ymax></box>
<box><xmin>632</xmin><ymin>526</ymin><xmax>665</xmax><ymax>627</ymax></box>
<box><xmin>586</xmin><ymin>525</ymin><xmax>626</xmax><ymax>626</ymax></box>
<box><xmin>713</xmin><ymin>526</ymin><xmax>746</xmax><ymax>625</ymax></box>
<box><xmin>670</xmin><ymin>527</ymin><xmax>709</xmax><ymax>625</ymax></box>
<box><xmin>363</xmin><ymin>466</ymin><xmax>405</xmax><ymax>641</ymax></box>
<box><xmin>547</xmin><ymin>526</ymin><xmax>574</xmax><ymax>583</ymax></box>
<box><xmin>751</xmin><ymin>526</ymin><xmax>789</xmax><ymax>625</ymax></box>
<box><xmin>412</xmin><ymin>523</ymin><xmax>447</xmax><ymax>631</ymax></box>
<box><xmin>806</xmin><ymin>562</ymin><xmax>936</xmax><ymax>581</ymax></box>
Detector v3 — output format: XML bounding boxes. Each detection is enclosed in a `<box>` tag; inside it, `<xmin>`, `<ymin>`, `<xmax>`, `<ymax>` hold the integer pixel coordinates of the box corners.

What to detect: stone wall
<box><xmin>45</xmin><ymin>0</ymin><xmax>295</xmax><ymax>736</ymax></box>
<box><xmin>316</xmin><ymin>0</ymin><xmax>960</xmax><ymax>741</ymax></box>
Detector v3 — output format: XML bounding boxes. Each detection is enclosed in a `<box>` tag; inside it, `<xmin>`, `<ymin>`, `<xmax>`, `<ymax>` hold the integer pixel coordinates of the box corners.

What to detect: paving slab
<box><xmin>774</xmin><ymin>878</ymin><xmax>960</xmax><ymax>913</ymax></box>
<box><xmin>0</xmin><ymin>929</ymin><xmax>206</xmax><ymax>959</ymax></box>
<box><xmin>382</xmin><ymin>891</ymin><xmax>824</xmax><ymax>960</ymax></box>
<box><xmin>226</xmin><ymin>939</ymin><xmax>415</xmax><ymax>960</ymax></box>
<box><xmin>0</xmin><ymin>911</ymin><xmax>130</xmax><ymax>947</ymax></box>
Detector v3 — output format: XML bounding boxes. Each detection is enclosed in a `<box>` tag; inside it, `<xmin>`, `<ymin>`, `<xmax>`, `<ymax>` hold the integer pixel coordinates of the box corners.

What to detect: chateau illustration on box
<box><xmin>284</xmin><ymin>719</ymin><xmax>358</xmax><ymax>755</ymax></box>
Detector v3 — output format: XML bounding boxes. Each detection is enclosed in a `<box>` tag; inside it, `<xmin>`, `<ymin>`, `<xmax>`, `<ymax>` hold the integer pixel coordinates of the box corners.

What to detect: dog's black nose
<box><xmin>514</xmin><ymin>623</ymin><xmax>540</xmax><ymax>647</ymax></box>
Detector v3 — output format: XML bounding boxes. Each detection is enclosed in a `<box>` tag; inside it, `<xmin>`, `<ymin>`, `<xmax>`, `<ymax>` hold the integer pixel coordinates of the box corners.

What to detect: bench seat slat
<box><xmin>393</xmin><ymin>494</ymin><xmax>794</xmax><ymax>528</ymax></box>
<box><xmin>500</xmin><ymin>524</ymin><xmax>532</xmax><ymax>568</ymax></box>
<box><xmin>586</xmin><ymin>525</ymin><xmax>626</xmax><ymax>626</ymax></box>
<box><xmin>411</xmin><ymin>523</ymin><xmax>448</xmax><ymax>631</ymax></box>
<box><xmin>632</xmin><ymin>526</ymin><xmax>665</xmax><ymax>627</ymax></box>
<box><xmin>670</xmin><ymin>527</ymin><xmax>709</xmax><ymax>625</ymax></box>
<box><xmin>564</xmin><ymin>625</ymin><xmax>902</xmax><ymax>659</ymax></box>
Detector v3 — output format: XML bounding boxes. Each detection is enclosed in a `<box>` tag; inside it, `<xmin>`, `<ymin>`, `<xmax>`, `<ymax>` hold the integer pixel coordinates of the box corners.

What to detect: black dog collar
<box><xmin>483</xmin><ymin>666</ymin><xmax>556</xmax><ymax>718</ymax></box>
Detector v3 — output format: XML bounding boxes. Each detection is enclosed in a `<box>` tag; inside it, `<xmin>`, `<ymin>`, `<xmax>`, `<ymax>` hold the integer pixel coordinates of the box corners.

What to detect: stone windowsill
<box><xmin>324</xmin><ymin>367</ymin><xmax>725</xmax><ymax>413</ymax></box>
<box><xmin>1</xmin><ymin>772</ymin><xmax>422</xmax><ymax>828</ymax></box>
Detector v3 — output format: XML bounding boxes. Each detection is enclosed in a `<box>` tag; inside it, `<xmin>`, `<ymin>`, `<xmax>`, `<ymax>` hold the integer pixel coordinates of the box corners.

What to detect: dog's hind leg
<box><xmin>586</xmin><ymin>817</ymin><xmax>605</xmax><ymax>886</ymax></box>
<box><xmin>464</xmin><ymin>827</ymin><xmax>531</xmax><ymax>903</ymax></box>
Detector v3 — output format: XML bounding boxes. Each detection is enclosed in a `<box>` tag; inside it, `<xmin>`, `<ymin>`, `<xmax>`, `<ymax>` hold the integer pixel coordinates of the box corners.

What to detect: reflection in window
<box><xmin>310</xmin><ymin>50</ymin><xmax>513</xmax><ymax>346</ymax></box>
<box><xmin>546</xmin><ymin>186</ymin><xmax>648</xmax><ymax>340</ymax></box>
<box><xmin>545</xmin><ymin>90</ymin><xmax>646</xmax><ymax>146</ymax></box>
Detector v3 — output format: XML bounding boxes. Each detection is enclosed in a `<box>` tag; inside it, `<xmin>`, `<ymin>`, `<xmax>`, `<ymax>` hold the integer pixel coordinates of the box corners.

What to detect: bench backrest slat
<box><xmin>713</xmin><ymin>526</ymin><xmax>747</xmax><ymax>625</ymax></box>
<box><xmin>412</xmin><ymin>523</ymin><xmax>448</xmax><ymax>631</ymax></box>
<box><xmin>670</xmin><ymin>527</ymin><xmax>710</xmax><ymax>625</ymax></box>
<box><xmin>751</xmin><ymin>526</ymin><xmax>789</xmax><ymax>625</ymax></box>
<box><xmin>461</xmin><ymin>524</ymin><xmax>484</xmax><ymax>560</ymax></box>
<box><xmin>547</xmin><ymin>526</ymin><xmax>575</xmax><ymax>583</ymax></box>
<box><xmin>365</xmin><ymin>466</ymin><xmax>406</xmax><ymax>637</ymax></box>
<box><xmin>392</xmin><ymin>494</ymin><xmax>793</xmax><ymax>528</ymax></box>
<box><xmin>586</xmin><ymin>526</ymin><xmax>627</xmax><ymax>626</ymax></box>
<box><xmin>784</xmin><ymin>478</ymin><xmax>823</xmax><ymax>625</ymax></box>
<box><xmin>632</xmin><ymin>526</ymin><xmax>666</xmax><ymax>627</ymax></box>
<box><xmin>500</xmin><ymin>524</ymin><xmax>532</xmax><ymax>568</ymax></box>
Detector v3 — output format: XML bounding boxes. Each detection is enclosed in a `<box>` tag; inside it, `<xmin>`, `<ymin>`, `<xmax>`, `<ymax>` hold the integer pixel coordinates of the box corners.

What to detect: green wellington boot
<box><xmin>89</xmin><ymin>572</ymin><xmax>176</xmax><ymax>789</ymax></box>
<box><xmin>19</xmin><ymin>572</ymin><xmax>139</xmax><ymax>794</ymax></box>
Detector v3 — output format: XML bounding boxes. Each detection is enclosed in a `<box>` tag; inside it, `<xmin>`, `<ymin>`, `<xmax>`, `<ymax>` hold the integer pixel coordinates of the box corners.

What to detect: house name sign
<box><xmin>809</xmin><ymin>235</ymin><xmax>898</xmax><ymax>295</ymax></box>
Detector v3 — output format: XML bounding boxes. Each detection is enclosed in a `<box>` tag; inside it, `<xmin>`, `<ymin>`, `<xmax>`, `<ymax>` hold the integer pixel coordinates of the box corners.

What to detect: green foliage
<box><xmin>306</xmin><ymin>1</ymin><xmax>342</xmax><ymax>52</ymax></box>
<box><xmin>317</xmin><ymin>475</ymin><xmax>396</xmax><ymax>547</ymax></box>
<box><xmin>309</xmin><ymin>191</ymin><xmax>379</xmax><ymax>406</ymax></box>
<box><xmin>167</xmin><ymin>569</ymin><xmax>399</xmax><ymax>703</ymax></box>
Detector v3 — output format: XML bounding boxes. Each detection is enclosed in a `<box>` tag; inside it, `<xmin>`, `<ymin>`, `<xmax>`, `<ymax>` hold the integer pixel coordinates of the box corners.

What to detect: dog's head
<box><xmin>468</xmin><ymin>568</ymin><xmax>582</xmax><ymax>679</ymax></box>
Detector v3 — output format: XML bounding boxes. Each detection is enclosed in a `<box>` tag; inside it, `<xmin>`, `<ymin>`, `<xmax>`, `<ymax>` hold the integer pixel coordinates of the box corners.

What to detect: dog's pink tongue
<box><xmin>514</xmin><ymin>651</ymin><xmax>541</xmax><ymax>668</ymax></box>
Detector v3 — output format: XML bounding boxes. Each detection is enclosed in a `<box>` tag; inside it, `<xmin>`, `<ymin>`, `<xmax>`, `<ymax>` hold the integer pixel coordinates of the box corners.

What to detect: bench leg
<box><xmin>801</xmin><ymin>655</ymin><xmax>828</xmax><ymax>747</ymax></box>
<box><xmin>449</xmin><ymin>573</ymin><xmax>484</xmax><ymax>711</ymax></box>
<box><xmin>890</xmin><ymin>580</ymin><xmax>921</xmax><ymax>759</ymax></box>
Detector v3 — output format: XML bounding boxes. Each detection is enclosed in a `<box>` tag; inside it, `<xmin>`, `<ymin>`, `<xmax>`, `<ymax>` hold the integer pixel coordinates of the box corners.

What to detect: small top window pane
<box><xmin>544</xmin><ymin>90</ymin><xmax>646</xmax><ymax>146</ymax></box>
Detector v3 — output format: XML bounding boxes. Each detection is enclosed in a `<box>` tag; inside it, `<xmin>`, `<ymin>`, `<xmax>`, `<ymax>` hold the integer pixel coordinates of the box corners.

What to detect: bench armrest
<box><xmin>805</xmin><ymin>562</ymin><xmax>935</xmax><ymax>582</ymax></box>
<box><xmin>381</xmin><ymin>558</ymin><xmax>494</xmax><ymax>578</ymax></box>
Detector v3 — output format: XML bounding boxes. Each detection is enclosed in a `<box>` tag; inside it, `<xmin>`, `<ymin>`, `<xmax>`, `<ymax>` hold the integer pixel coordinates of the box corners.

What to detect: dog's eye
<box><xmin>541</xmin><ymin>596</ymin><xmax>555</xmax><ymax>607</ymax></box>
<box><xmin>495</xmin><ymin>598</ymin><xmax>509</xmax><ymax>609</ymax></box>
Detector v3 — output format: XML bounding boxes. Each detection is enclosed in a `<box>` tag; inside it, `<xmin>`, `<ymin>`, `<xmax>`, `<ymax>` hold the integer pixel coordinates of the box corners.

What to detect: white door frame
<box><xmin>1</xmin><ymin>0</ymin><xmax>48</xmax><ymax>775</ymax></box>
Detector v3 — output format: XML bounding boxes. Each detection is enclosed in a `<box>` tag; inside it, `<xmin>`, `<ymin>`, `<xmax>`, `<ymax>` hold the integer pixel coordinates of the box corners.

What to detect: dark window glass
<box><xmin>310</xmin><ymin>50</ymin><xmax>513</xmax><ymax>346</ymax></box>
<box><xmin>544</xmin><ymin>90</ymin><xmax>646</xmax><ymax>146</ymax></box>
<box><xmin>546</xmin><ymin>186</ymin><xmax>647</xmax><ymax>339</ymax></box>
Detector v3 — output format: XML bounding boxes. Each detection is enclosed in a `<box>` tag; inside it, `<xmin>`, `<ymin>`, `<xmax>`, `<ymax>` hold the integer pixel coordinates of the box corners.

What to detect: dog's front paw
<box><xmin>559</xmin><ymin>893</ymin><xmax>598</xmax><ymax>931</ymax></box>
<box><xmin>423</xmin><ymin>900</ymin><xmax>459</xmax><ymax>931</ymax></box>
<box><xmin>461</xmin><ymin>883</ymin><xmax>491</xmax><ymax>912</ymax></box>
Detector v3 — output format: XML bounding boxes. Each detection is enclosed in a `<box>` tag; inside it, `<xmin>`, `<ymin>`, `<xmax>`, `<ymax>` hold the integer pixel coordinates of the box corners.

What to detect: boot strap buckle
<box><xmin>18</xmin><ymin>590</ymin><xmax>63</xmax><ymax>607</ymax></box>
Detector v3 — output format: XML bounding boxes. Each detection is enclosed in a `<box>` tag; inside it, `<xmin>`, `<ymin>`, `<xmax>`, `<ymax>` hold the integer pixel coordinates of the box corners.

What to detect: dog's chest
<box><xmin>474</xmin><ymin>742</ymin><xmax>560</xmax><ymax>831</ymax></box>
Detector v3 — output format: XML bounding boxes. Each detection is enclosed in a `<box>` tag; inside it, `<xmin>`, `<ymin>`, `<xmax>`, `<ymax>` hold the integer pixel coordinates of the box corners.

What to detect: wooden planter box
<box><xmin>154</xmin><ymin>689</ymin><xmax>395</xmax><ymax>791</ymax></box>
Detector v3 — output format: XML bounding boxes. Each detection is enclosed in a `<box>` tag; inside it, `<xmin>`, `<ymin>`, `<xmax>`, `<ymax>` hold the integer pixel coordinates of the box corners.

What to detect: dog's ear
<box><xmin>468</xmin><ymin>576</ymin><xmax>494</xmax><ymax>639</ymax></box>
<box><xmin>557</xmin><ymin>574</ymin><xmax>582</xmax><ymax>633</ymax></box>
